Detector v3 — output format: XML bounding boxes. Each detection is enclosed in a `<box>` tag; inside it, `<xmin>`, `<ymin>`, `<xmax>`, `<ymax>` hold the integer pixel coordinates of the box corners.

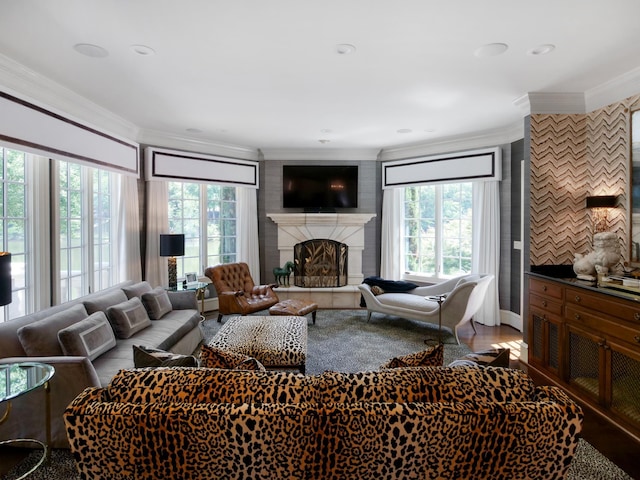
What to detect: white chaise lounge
<box><xmin>358</xmin><ymin>274</ymin><xmax>494</xmax><ymax>344</ymax></box>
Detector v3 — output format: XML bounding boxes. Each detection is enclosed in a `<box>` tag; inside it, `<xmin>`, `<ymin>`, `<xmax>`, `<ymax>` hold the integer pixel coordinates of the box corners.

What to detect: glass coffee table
<box><xmin>0</xmin><ymin>362</ymin><xmax>55</xmax><ymax>479</ymax></box>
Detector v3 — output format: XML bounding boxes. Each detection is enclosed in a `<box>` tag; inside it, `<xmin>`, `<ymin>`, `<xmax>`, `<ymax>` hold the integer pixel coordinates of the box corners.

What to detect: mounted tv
<box><xmin>283</xmin><ymin>165</ymin><xmax>358</xmax><ymax>211</ymax></box>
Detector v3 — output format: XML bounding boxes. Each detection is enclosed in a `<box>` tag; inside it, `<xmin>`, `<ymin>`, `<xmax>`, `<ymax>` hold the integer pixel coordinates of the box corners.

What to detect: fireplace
<box><xmin>267</xmin><ymin>213</ymin><xmax>376</xmax><ymax>287</ymax></box>
<box><xmin>294</xmin><ymin>239</ymin><xmax>348</xmax><ymax>288</ymax></box>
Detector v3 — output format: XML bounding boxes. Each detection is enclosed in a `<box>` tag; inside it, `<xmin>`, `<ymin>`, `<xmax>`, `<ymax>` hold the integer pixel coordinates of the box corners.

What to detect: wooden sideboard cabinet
<box><xmin>527</xmin><ymin>275</ymin><xmax>640</xmax><ymax>440</ymax></box>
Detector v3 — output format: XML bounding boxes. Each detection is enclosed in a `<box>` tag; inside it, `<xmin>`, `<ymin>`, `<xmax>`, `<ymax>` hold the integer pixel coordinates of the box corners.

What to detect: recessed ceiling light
<box><xmin>318</xmin><ymin>139</ymin><xmax>331</xmax><ymax>144</ymax></box>
<box><xmin>424</xmin><ymin>128</ymin><xmax>436</xmax><ymax>133</ymax></box>
<box><xmin>528</xmin><ymin>44</ymin><xmax>556</xmax><ymax>56</ymax></box>
<box><xmin>320</xmin><ymin>128</ymin><xmax>333</xmax><ymax>133</ymax></box>
<box><xmin>336</xmin><ymin>44</ymin><xmax>356</xmax><ymax>55</ymax></box>
<box><xmin>397</xmin><ymin>128</ymin><xmax>412</xmax><ymax>134</ymax></box>
<box><xmin>130</xmin><ymin>44</ymin><xmax>156</xmax><ymax>56</ymax></box>
<box><xmin>73</xmin><ymin>43</ymin><xmax>109</xmax><ymax>58</ymax></box>
<box><xmin>474</xmin><ymin>43</ymin><xmax>509</xmax><ymax>58</ymax></box>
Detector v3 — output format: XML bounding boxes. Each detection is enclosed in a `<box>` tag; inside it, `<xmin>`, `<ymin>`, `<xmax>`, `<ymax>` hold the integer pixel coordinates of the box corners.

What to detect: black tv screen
<box><xmin>283</xmin><ymin>165</ymin><xmax>358</xmax><ymax>210</ymax></box>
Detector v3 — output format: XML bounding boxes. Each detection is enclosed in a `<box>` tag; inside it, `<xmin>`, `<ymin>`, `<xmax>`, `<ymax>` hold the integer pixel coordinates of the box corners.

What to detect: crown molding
<box><xmin>526</xmin><ymin>92</ymin><xmax>586</xmax><ymax>114</ymax></box>
<box><xmin>0</xmin><ymin>53</ymin><xmax>139</xmax><ymax>142</ymax></box>
<box><xmin>585</xmin><ymin>65</ymin><xmax>640</xmax><ymax>112</ymax></box>
<box><xmin>260</xmin><ymin>147</ymin><xmax>380</xmax><ymax>161</ymax></box>
<box><xmin>379</xmin><ymin>120</ymin><xmax>523</xmax><ymax>161</ymax></box>
<box><xmin>137</xmin><ymin>129</ymin><xmax>260</xmax><ymax>161</ymax></box>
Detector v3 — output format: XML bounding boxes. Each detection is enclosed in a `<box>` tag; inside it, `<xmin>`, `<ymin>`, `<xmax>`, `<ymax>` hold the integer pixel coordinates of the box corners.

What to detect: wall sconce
<box><xmin>586</xmin><ymin>195</ymin><xmax>618</xmax><ymax>233</ymax></box>
<box><xmin>0</xmin><ymin>252</ymin><xmax>11</xmax><ymax>306</ymax></box>
<box><xmin>159</xmin><ymin>234</ymin><xmax>185</xmax><ymax>289</ymax></box>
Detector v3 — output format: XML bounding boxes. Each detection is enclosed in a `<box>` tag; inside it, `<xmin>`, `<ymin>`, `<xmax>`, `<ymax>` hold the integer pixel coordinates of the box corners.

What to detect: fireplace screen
<box><xmin>293</xmin><ymin>239</ymin><xmax>348</xmax><ymax>288</ymax></box>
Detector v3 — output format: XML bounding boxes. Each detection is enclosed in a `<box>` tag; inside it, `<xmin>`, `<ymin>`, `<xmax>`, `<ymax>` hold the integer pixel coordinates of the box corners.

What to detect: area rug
<box><xmin>3</xmin><ymin>309</ymin><xmax>633</xmax><ymax>480</ymax></box>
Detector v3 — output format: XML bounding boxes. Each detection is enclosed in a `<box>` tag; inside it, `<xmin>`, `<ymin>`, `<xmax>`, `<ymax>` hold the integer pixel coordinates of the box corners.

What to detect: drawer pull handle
<box><xmin>635</xmin><ymin>336</ymin><xmax>640</xmax><ymax>343</ymax></box>
<box><xmin>575</xmin><ymin>295</ymin><xmax>581</xmax><ymax>302</ymax></box>
<box><xmin>574</xmin><ymin>314</ymin><xmax>581</xmax><ymax>321</ymax></box>
<box><xmin>542</xmin><ymin>300</ymin><xmax>547</xmax><ymax>307</ymax></box>
<box><xmin>543</xmin><ymin>285</ymin><xmax>547</xmax><ymax>291</ymax></box>
<box><xmin>635</xmin><ymin>313</ymin><xmax>640</xmax><ymax>321</ymax></box>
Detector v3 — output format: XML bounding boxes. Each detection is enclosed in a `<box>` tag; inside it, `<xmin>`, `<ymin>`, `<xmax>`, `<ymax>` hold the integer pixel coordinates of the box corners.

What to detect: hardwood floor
<box><xmin>2</xmin><ymin>321</ymin><xmax>639</xmax><ymax>478</ymax></box>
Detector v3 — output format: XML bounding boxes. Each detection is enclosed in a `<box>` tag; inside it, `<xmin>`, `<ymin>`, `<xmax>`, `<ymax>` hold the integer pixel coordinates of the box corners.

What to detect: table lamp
<box><xmin>0</xmin><ymin>252</ymin><xmax>10</xmax><ymax>306</ymax></box>
<box><xmin>159</xmin><ymin>234</ymin><xmax>185</xmax><ymax>289</ymax></box>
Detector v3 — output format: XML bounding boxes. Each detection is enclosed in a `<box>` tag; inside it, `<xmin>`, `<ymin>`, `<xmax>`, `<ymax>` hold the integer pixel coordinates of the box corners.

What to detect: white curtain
<box><xmin>380</xmin><ymin>188</ymin><xmax>404</xmax><ymax>280</ymax></box>
<box><xmin>115</xmin><ymin>175</ymin><xmax>142</xmax><ymax>283</ymax></box>
<box><xmin>144</xmin><ymin>181</ymin><xmax>169</xmax><ymax>287</ymax></box>
<box><xmin>472</xmin><ymin>180</ymin><xmax>500</xmax><ymax>326</ymax></box>
<box><xmin>237</xmin><ymin>187</ymin><xmax>261</xmax><ymax>282</ymax></box>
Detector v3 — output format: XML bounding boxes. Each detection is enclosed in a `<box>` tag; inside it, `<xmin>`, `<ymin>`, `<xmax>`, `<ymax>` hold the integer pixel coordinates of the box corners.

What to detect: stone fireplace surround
<box><xmin>267</xmin><ymin>213</ymin><xmax>376</xmax><ymax>308</ymax></box>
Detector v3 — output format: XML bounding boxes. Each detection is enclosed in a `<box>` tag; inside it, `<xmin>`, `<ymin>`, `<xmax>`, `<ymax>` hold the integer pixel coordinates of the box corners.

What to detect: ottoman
<box><xmin>209</xmin><ymin>315</ymin><xmax>307</xmax><ymax>373</ymax></box>
<box><xmin>270</xmin><ymin>298</ymin><xmax>318</xmax><ymax>324</ymax></box>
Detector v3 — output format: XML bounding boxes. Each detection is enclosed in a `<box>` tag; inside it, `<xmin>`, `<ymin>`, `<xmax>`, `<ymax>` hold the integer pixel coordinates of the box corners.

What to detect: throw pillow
<box><xmin>141</xmin><ymin>287</ymin><xmax>173</xmax><ymax>320</ymax></box>
<box><xmin>448</xmin><ymin>348</ymin><xmax>510</xmax><ymax>368</ymax></box>
<box><xmin>58</xmin><ymin>311</ymin><xmax>117</xmax><ymax>360</ymax></box>
<box><xmin>370</xmin><ymin>285</ymin><xmax>385</xmax><ymax>295</ymax></box>
<box><xmin>133</xmin><ymin>345</ymin><xmax>198</xmax><ymax>368</ymax></box>
<box><xmin>200</xmin><ymin>344</ymin><xmax>266</xmax><ymax>371</ymax></box>
<box><xmin>106</xmin><ymin>296</ymin><xmax>152</xmax><ymax>339</ymax></box>
<box><xmin>122</xmin><ymin>281</ymin><xmax>153</xmax><ymax>300</ymax></box>
<box><xmin>17</xmin><ymin>304</ymin><xmax>89</xmax><ymax>356</ymax></box>
<box><xmin>380</xmin><ymin>343</ymin><xmax>444</xmax><ymax>369</ymax></box>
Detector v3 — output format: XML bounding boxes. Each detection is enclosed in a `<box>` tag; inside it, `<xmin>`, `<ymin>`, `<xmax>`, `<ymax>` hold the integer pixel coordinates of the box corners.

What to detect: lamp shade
<box><xmin>0</xmin><ymin>252</ymin><xmax>11</xmax><ymax>306</ymax></box>
<box><xmin>159</xmin><ymin>234</ymin><xmax>185</xmax><ymax>257</ymax></box>
<box><xmin>586</xmin><ymin>195</ymin><xmax>618</xmax><ymax>209</ymax></box>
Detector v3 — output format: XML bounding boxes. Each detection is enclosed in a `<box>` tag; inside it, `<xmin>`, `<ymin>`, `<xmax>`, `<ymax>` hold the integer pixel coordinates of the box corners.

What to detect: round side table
<box><xmin>0</xmin><ymin>361</ymin><xmax>55</xmax><ymax>479</ymax></box>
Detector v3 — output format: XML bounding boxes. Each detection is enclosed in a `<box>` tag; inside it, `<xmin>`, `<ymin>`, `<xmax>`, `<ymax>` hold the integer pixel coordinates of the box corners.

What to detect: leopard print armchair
<box><xmin>205</xmin><ymin>262</ymin><xmax>279</xmax><ymax>322</ymax></box>
<box><xmin>64</xmin><ymin>367</ymin><xmax>583</xmax><ymax>480</ymax></box>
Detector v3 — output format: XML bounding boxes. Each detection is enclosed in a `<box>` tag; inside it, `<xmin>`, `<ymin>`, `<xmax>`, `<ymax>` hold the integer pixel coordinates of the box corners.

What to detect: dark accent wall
<box><xmin>258</xmin><ymin>160</ymin><xmax>380</xmax><ymax>285</ymax></box>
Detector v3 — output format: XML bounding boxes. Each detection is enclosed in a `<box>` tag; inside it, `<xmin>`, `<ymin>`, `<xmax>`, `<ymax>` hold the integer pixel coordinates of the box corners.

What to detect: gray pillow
<box><xmin>83</xmin><ymin>289</ymin><xmax>128</xmax><ymax>315</ymax></box>
<box><xmin>106</xmin><ymin>297</ymin><xmax>152</xmax><ymax>339</ymax></box>
<box><xmin>141</xmin><ymin>287</ymin><xmax>173</xmax><ymax>320</ymax></box>
<box><xmin>122</xmin><ymin>281</ymin><xmax>153</xmax><ymax>300</ymax></box>
<box><xmin>133</xmin><ymin>345</ymin><xmax>197</xmax><ymax>368</ymax></box>
<box><xmin>17</xmin><ymin>304</ymin><xmax>89</xmax><ymax>356</ymax></box>
<box><xmin>58</xmin><ymin>311</ymin><xmax>117</xmax><ymax>360</ymax></box>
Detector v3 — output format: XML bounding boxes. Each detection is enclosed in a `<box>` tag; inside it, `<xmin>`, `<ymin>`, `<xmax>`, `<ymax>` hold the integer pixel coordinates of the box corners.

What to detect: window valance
<box><xmin>382</xmin><ymin>147</ymin><xmax>501</xmax><ymax>188</ymax></box>
<box><xmin>0</xmin><ymin>91</ymin><xmax>139</xmax><ymax>177</ymax></box>
<box><xmin>145</xmin><ymin>147</ymin><xmax>259</xmax><ymax>188</ymax></box>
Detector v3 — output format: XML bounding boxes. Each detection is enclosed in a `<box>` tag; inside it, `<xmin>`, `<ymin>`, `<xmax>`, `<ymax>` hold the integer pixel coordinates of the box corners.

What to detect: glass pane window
<box><xmin>59</xmin><ymin>161</ymin><xmax>86</xmax><ymax>301</ymax></box>
<box><xmin>403</xmin><ymin>183</ymin><xmax>472</xmax><ymax>279</ymax></box>
<box><xmin>168</xmin><ymin>182</ymin><xmax>237</xmax><ymax>279</ymax></box>
<box><xmin>0</xmin><ymin>148</ymin><xmax>28</xmax><ymax>321</ymax></box>
<box><xmin>93</xmin><ymin>169</ymin><xmax>112</xmax><ymax>291</ymax></box>
<box><xmin>59</xmin><ymin>162</ymin><xmax>117</xmax><ymax>302</ymax></box>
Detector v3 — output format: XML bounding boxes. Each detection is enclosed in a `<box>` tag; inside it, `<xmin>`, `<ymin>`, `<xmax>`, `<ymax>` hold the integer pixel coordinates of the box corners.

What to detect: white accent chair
<box><xmin>358</xmin><ymin>274</ymin><xmax>494</xmax><ymax>344</ymax></box>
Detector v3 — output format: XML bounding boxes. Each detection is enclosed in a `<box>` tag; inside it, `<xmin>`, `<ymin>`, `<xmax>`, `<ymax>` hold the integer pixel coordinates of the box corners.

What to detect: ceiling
<box><xmin>1</xmin><ymin>0</ymin><xmax>640</xmax><ymax>155</ymax></box>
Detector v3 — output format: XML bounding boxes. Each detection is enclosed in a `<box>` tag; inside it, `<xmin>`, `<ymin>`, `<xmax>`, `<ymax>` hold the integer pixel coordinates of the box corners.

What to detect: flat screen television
<box><xmin>283</xmin><ymin>165</ymin><xmax>358</xmax><ymax>211</ymax></box>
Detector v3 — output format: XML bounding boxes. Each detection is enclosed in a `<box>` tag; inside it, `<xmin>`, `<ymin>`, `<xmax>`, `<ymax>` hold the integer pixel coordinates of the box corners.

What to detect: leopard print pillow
<box><xmin>379</xmin><ymin>343</ymin><xmax>444</xmax><ymax>369</ymax></box>
<box><xmin>200</xmin><ymin>344</ymin><xmax>266</xmax><ymax>371</ymax></box>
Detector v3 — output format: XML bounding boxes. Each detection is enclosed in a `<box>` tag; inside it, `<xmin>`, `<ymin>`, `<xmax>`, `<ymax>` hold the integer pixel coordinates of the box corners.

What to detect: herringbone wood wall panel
<box><xmin>530</xmin><ymin>94</ymin><xmax>640</xmax><ymax>266</ymax></box>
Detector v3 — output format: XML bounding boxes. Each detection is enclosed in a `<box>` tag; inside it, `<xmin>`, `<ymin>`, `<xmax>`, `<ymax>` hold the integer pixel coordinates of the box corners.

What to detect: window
<box><xmin>0</xmin><ymin>148</ymin><xmax>28</xmax><ymax>321</ymax></box>
<box><xmin>168</xmin><ymin>182</ymin><xmax>236</xmax><ymax>278</ymax></box>
<box><xmin>403</xmin><ymin>182</ymin><xmax>472</xmax><ymax>279</ymax></box>
<box><xmin>58</xmin><ymin>160</ymin><xmax>118</xmax><ymax>303</ymax></box>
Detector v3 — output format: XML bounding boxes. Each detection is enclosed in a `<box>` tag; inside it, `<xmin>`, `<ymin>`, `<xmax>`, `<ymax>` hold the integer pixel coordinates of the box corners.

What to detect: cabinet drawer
<box><xmin>566</xmin><ymin>305</ymin><xmax>640</xmax><ymax>346</ymax></box>
<box><xmin>566</xmin><ymin>287</ymin><xmax>640</xmax><ymax>325</ymax></box>
<box><xmin>530</xmin><ymin>278</ymin><xmax>563</xmax><ymax>300</ymax></box>
<box><xmin>529</xmin><ymin>293</ymin><xmax>563</xmax><ymax>315</ymax></box>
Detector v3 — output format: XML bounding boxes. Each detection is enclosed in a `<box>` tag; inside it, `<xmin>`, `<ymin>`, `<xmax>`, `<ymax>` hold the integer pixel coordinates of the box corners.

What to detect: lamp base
<box><xmin>167</xmin><ymin>256</ymin><xmax>177</xmax><ymax>289</ymax></box>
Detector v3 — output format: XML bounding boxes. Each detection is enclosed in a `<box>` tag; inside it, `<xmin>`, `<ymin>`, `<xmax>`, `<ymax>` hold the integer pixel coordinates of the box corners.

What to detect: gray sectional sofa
<box><xmin>0</xmin><ymin>280</ymin><xmax>204</xmax><ymax>448</ymax></box>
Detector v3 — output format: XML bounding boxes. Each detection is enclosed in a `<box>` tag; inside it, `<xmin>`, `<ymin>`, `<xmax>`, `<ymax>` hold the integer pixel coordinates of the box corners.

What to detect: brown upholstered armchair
<box><xmin>205</xmin><ymin>262</ymin><xmax>279</xmax><ymax>322</ymax></box>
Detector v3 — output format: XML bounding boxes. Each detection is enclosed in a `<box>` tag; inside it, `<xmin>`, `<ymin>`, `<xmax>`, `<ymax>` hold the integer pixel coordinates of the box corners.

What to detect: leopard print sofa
<box><xmin>64</xmin><ymin>367</ymin><xmax>583</xmax><ymax>480</ymax></box>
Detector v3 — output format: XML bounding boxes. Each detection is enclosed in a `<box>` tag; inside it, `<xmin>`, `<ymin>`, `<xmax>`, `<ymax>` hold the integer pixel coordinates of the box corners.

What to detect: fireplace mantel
<box><xmin>267</xmin><ymin>213</ymin><xmax>376</xmax><ymax>286</ymax></box>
